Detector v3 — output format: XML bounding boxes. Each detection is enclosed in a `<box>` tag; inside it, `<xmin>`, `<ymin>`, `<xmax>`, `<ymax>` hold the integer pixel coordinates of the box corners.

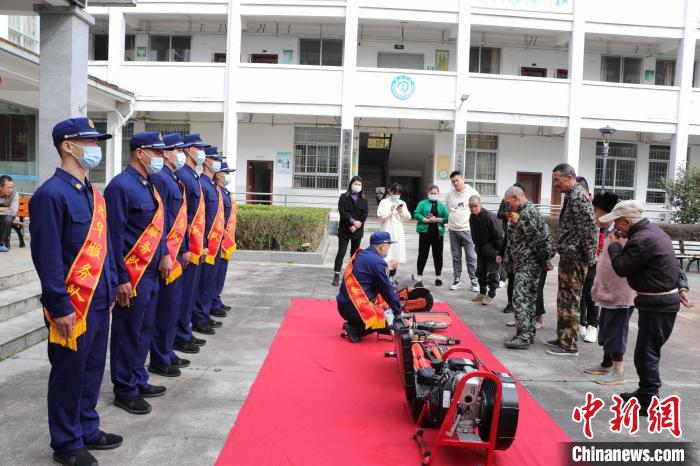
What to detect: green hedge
<box><xmin>236</xmin><ymin>205</ymin><xmax>330</xmax><ymax>251</ymax></box>
<box><xmin>543</xmin><ymin>216</ymin><xmax>700</xmax><ymax>242</ymax></box>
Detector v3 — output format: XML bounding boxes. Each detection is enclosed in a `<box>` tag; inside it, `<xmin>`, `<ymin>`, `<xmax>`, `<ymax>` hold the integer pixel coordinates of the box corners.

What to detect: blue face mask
<box><xmin>175</xmin><ymin>151</ymin><xmax>186</xmax><ymax>170</ymax></box>
<box><xmin>211</xmin><ymin>161</ymin><xmax>222</xmax><ymax>172</ymax></box>
<box><xmin>196</xmin><ymin>150</ymin><xmax>206</xmax><ymax>165</ymax></box>
<box><xmin>141</xmin><ymin>151</ymin><xmax>164</xmax><ymax>175</ymax></box>
<box><xmin>390</xmin><ymin>194</ymin><xmax>401</xmax><ymax>202</ymax></box>
<box><xmin>224</xmin><ymin>174</ymin><xmax>233</xmax><ymax>185</ymax></box>
<box><xmin>70</xmin><ymin>143</ymin><xmax>102</xmax><ymax>170</ymax></box>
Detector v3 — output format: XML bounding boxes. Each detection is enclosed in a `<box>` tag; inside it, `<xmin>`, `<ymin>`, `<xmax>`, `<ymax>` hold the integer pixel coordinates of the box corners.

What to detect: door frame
<box><xmin>246</xmin><ymin>160</ymin><xmax>274</xmax><ymax>204</ymax></box>
<box><xmin>515</xmin><ymin>171</ymin><xmax>542</xmax><ymax>204</ymax></box>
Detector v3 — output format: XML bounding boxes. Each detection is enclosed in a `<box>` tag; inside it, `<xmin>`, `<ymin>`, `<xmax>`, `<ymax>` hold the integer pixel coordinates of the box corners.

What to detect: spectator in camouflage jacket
<box><xmin>547</xmin><ymin>163</ymin><xmax>597</xmax><ymax>356</ymax></box>
<box><xmin>500</xmin><ymin>185</ymin><xmax>555</xmax><ymax>349</ymax></box>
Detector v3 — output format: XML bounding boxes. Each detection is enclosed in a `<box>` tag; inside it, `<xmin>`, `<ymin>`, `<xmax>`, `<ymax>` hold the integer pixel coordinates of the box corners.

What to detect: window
<box><xmin>121</xmin><ymin>122</ymin><xmax>134</xmax><ymax>170</ymax></box>
<box><xmin>145</xmin><ymin>122</ymin><xmax>190</xmax><ymax>137</ymax></box>
<box><xmin>124</xmin><ymin>35</ymin><xmax>135</xmax><ymax>61</ymax></box>
<box><xmin>89</xmin><ymin>120</ymin><xmax>108</xmax><ymax>185</ymax></box>
<box><xmin>93</xmin><ymin>34</ymin><xmax>109</xmax><ymax>61</ymax></box>
<box><xmin>0</xmin><ymin>111</ymin><xmax>36</xmax><ymax>190</ymax></box>
<box><xmin>602</xmin><ymin>56</ymin><xmax>642</xmax><ymax>84</ymax></box>
<box><xmin>149</xmin><ymin>35</ymin><xmax>191</xmax><ymax>62</ymax></box>
<box><xmin>8</xmin><ymin>16</ymin><xmax>39</xmax><ymax>52</ymax></box>
<box><xmin>469</xmin><ymin>47</ymin><xmax>501</xmax><ymax>74</ymax></box>
<box><xmin>655</xmin><ymin>60</ymin><xmax>675</xmax><ymax>86</ymax></box>
<box><xmin>293</xmin><ymin>127</ymin><xmax>340</xmax><ymax>189</ymax></box>
<box><xmin>646</xmin><ymin>145</ymin><xmax>670</xmax><ymax>204</ymax></box>
<box><xmin>465</xmin><ymin>134</ymin><xmax>497</xmax><ymax>195</ymax></box>
<box><xmin>367</xmin><ymin>133</ymin><xmax>391</xmax><ymax>150</ymax></box>
<box><xmin>594</xmin><ymin>142</ymin><xmax>637</xmax><ymax>199</ymax></box>
<box><xmin>299</xmin><ymin>39</ymin><xmax>343</xmax><ymax>66</ymax></box>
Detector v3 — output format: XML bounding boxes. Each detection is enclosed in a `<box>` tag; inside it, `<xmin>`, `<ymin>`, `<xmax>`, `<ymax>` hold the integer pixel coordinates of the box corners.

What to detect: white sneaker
<box><xmin>450</xmin><ymin>281</ymin><xmax>461</xmax><ymax>290</ymax></box>
<box><xmin>499</xmin><ymin>280</ymin><xmax>506</xmax><ymax>288</ymax></box>
<box><xmin>470</xmin><ymin>284</ymin><xmax>479</xmax><ymax>292</ymax></box>
<box><xmin>584</xmin><ymin>325</ymin><xmax>598</xmax><ymax>343</ymax></box>
<box><xmin>579</xmin><ymin>325</ymin><xmax>587</xmax><ymax>338</ymax></box>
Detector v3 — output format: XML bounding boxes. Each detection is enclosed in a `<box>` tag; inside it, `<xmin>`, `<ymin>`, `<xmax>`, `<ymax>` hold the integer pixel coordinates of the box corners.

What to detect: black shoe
<box><xmin>148</xmin><ymin>365</ymin><xmax>181</xmax><ymax>378</ymax></box>
<box><xmin>53</xmin><ymin>448</ymin><xmax>98</xmax><ymax>466</ymax></box>
<box><xmin>210</xmin><ymin>308</ymin><xmax>227</xmax><ymax>318</ymax></box>
<box><xmin>332</xmin><ymin>273</ymin><xmax>340</xmax><ymax>286</ymax></box>
<box><xmin>171</xmin><ymin>357</ymin><xmax>190</xmax><ymax>368</ymax></box>
<box><xmin>207</xmin><ymin>319</ymin><xmax>222</xmax><ymax>328</ymax></box>
<box><xmin>173</xmin><ymin>341</ymin><xmax>200</xmax><ymax>354</ymax></box>
<box><xmin>414</xmin><ymin>281</ymin><xmax>424</xmax><ymax>288</ymax></box>
<box><xmin>620</xmin><ymin>389</ymin><xmax>641</xmax><ymax>403</ymax></box>
<box><xmin>191</xmin><ymin>336</ymin><xmax>206</xmax><ymax>346</ymax></box>
<box><xmin>502</xmin><ymin>303</ymin><xmax>514</xmax><ymax>314</ymax></box>
<box><xmin>114</xmin><ymin>397</ymin><xmax>151</xmax><ymax>415</ymax></box>
<box><xmin>192</xmin><ymin>323</ymin><xmax>215</xmax><ymax>335</ymax></box>
<box><xmin>221</xmin><ymin>303</ymin><xmax>232</xmax><ymax>311</ymax></box>
<box><xmin>435</xmin><ymin>278</ymin><xmax>443</xmax><ymax>286</ymax></box>
<box><xmin>342</xmin><ymin>323</ymin><xmax>363</xmax><ymax>343</ymax></box>
<box><xmin>84</xmin><ymin>431</ymin><xmax>123</xmax><ymax>450</ymax></box>
<box><xmin>139</xmin><ymin>384</ymin><xmax>166</xmax><ymax>398</ymax></box>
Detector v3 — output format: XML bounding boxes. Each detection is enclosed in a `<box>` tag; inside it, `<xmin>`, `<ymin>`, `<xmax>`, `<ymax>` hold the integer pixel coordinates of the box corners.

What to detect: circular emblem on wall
<box><xmin>391</xmin><ymin>75</ymin><xmax>415</xmax><ymax>100</ymax></box>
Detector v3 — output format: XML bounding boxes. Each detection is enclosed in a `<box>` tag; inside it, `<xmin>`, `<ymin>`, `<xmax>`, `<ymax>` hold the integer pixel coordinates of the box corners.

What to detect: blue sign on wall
<box><xmin>391</xmin><ymin>75</ymin><xmax>415</xmax><ymax>100</ymax></box>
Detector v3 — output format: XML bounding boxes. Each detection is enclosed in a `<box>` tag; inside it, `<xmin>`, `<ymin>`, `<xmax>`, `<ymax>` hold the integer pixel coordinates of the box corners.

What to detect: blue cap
<box><xmin>182</xmin><ymin>133</ymin><xmax>210</xmax><ymax>148</ymax></box>
<box><xmin>370</xmin><ymin>231</ymin><xmax>397</xmax><ymax>245</ymax></box>
<box><xmin>52</xmin><ymin>117</ymin><xmax>112</xmax><ymax>147</ymax></box>
<box><xmin>204</xmin><ymin>146</ymin><xmax>225</xmax><ymax>159</ymax></box>
<box><xmin>129</xmin><ymin>131</ymin><xmax>173</xmax><ymax>152</ymax></box>
<box><xmin>217</xmin><ymin>161</ymin><xmax>236</xmax><ymax>173</ymax></box>
<box><xmin>163</xmin><ymin>133</ymin><xmax>186</xmax><ymax>148</ymax></box>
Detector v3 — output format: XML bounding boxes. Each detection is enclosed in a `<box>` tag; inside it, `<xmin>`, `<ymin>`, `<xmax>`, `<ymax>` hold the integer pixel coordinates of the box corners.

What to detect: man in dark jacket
<box><xmin>468</xmin><ymin>195</ymin><xmax>503</xmax><ymax>305</ymax></box>
<box><xmin>602</xmin><ymin>200</ymin><xmax>693</xmax><ymax>415</ymax></box>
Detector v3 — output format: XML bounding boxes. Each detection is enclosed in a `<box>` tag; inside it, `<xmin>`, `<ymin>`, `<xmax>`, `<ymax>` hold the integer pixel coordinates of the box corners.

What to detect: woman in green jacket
<box><xmin>413</xmin><ymin>185</ymin><xmax>449</xmax><ymax>286</ymax></box>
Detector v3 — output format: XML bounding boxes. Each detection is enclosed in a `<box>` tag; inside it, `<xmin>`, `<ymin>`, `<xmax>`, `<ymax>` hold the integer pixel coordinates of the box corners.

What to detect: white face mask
<box><xmin>428</xmin><ymin>194</ymin><xmax>438</xmax><ymax>202</ymax></box>
<box><xmin>351</xmin><ymin>184</ymin><xmax>362</xmax><ymax>193</ymax></box>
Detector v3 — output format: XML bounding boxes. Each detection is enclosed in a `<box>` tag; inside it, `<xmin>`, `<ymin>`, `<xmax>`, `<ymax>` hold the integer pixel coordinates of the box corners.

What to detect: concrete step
<box><xmin>0</xmin><ymin>308</ymin><xmax>47</xmax><ymax>359</ymax></box>
<box><xmin>0</xmin><ymin>267</ymin><xmax>37</xmax><ymax>289</ymax></box>
<box><xmin>0</xmin><ymin>280</ymin><xmax>42</xmax><ymax>324</ymax></box>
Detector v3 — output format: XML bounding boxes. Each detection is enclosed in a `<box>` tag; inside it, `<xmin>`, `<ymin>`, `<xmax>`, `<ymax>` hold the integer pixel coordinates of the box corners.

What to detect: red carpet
<box><xmin>217</xmin><ymin>300</ymin><xmax>570</xmax><ymax>466</ymax></box>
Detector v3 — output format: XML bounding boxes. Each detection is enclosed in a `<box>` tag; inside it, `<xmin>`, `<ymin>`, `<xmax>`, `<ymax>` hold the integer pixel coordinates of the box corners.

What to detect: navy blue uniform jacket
<box><xmin>337</xmin><ymin>247</ymin><xmax>402</xmax><ymax>313</ymax></box>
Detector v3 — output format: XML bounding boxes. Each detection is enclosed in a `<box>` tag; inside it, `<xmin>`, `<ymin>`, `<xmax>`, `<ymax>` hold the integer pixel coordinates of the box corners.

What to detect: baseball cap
<box><xmin>204</xmin><ymin>146</ymin><xmax>225</xmax><ymax>159</ymax></box>
<box><xmin>129</xmin><ymin>131</ymin><xmax>173</xmax><ymax>152</ymax></box>
<box><xmin>370</xmin><ymin>231</ymin><xmax>397</xmax><ymax>245</ymax></box>
<box><xmin>217</xmin><ymin>161</ymin><xmax>236</xmax><ymax>173</ymax></box>
<box><xmin>52</xmin><ymin>117</ymin><xmax>112</xmax><ymax>147</ymax></box>
<box><xmin>182</xmin><ymin>133</ymin><xmax>210</xmax><ymax>148</ymax></box>
<box><xmin>599</xmin><ymin>200</ymin><xmax>644</xmax><ymax>223</ymax></box>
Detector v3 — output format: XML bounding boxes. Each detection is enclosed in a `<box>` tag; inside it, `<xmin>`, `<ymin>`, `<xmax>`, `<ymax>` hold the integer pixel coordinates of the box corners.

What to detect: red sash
<box><xmin>44</xmin><ymin>187</ymin><xmax>108</xmax><ymax>351</ymax></box>
<box><xmin>164</xmin><ymin>182</ymin><xmax>188</xmax><ymax>285</ymax></box>
<box><xmin>221</xmin><ymin>193</ymin><xmax>237</xmax><ymax>260</ymax></box>
<box><xmin>188</xmin><ymin>182</ymin><xmax>206</xmax><ymax>265</ymax></box>
<box><xmin>124</xmin><ymin>188</ymin><xmax>165</xmax><ymax>295</ymax></box>
<box><xmin>343</xmin><ymin>249</ymin><xmax>386</xmax><ymax>330</ymax></box>
<box><xmin>205</xmin><ymin>186</ymin><xmax>226</xmax><ymax>265</ymax></box>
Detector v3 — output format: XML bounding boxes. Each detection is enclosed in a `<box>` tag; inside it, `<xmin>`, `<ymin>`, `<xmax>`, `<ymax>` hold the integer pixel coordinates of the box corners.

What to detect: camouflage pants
<box><xmin>512</xmin><ymin>264</ymin><xmax>541</xmax><ymax>342</ymax></box>
<box><xmin>556</xmin><ymin>259</ymin><xmax>588</xmax><ymax>351</ymax></box>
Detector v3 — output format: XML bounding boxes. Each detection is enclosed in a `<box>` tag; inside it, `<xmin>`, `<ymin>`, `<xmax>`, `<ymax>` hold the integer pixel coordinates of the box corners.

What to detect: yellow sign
<box><xmin>436</xmin><ymin>154</ymin><xmax>452</xmax><ymax>180</ymax></box>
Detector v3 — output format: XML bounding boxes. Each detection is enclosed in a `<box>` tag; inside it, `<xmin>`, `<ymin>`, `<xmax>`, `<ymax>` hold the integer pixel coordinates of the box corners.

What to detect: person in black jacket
<box><xmin>602</xmin><ymin>200</ymin><xmax>693</xmax><ymax>414</ymax></box>
<box><xmin>333</xmin><ymin>176</ymin><xmax>369</xmax><ymax>286</ymax></box>
<box><xmin>468</xmin><ymin>195</ymin><xmax>503</xmax><ymax>305</ymax></box>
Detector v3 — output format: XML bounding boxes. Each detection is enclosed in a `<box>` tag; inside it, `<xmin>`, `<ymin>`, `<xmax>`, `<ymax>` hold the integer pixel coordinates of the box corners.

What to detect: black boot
<box><xmin>332</xmin><ymin>272</ymin><xmax>340</xmax><ymax>286</ymax></box>
<box><xmin>53</xmin><ymin>448</ymin><xmax>98</xmax><ymax>466</ymax></box>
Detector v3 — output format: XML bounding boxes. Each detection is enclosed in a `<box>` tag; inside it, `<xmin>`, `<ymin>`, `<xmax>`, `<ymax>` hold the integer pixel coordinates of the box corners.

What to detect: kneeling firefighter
<box><xmin>337</xmin><ymin>231</ymin><xmax>402</xmax><ymax>343</ymax></box>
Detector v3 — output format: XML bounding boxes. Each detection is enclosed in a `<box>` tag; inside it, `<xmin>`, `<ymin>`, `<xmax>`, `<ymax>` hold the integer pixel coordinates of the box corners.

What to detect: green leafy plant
<box><xmin>663</xmin><ymin>167</ymin><xmax>700</xmax><ymax>224</ymax></box>
<box><xmin>236</xmin><ymin>205</ymin><xmax>330</xmax><ymax>251</ymax></box>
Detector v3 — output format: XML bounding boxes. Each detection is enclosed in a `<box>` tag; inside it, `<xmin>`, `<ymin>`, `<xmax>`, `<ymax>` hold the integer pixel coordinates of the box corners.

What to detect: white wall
<box><xmin>357</xmin><ymin>40</ymin><xmax>457</xmax><ymax>71</ymax></box>
<box><xmin>240</xmin><ymin>34</ymin><xmax>299</xmax><ymax>63</ymax></box>
<box><xmin>191</xmin><ymin>34</ymin><xmax>227</xmax><ymax>62</ymax></box>
<box><xmin>500</xmin><ymin>46</ymin><xmax>568</xmax><ymax>77</ymax></box>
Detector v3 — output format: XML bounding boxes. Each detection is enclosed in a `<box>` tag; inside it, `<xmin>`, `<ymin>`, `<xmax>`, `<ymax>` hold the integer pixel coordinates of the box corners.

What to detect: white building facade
<box><xmin>3</xmin><ymin>0</ymin><xmax>700</xmax><ymax>215</ymax></box>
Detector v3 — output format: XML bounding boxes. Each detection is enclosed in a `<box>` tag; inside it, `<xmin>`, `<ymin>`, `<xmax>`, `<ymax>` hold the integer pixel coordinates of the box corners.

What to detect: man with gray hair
<box><xmin>602</xmin><ymin>200</ymin><xmax>692</xmax><ymax>415</ymax></box>
<box><xmin>468</xmin><ymin>195</ymin><xmax>503</xmax><ymax>305</ymax></box>
<box><xmin>500</xmin><ymin>185</ymin><xmax>555</xmax><ymax>349</ymax></box>
<box><xmin>546</xmin><ymin>163</ymin><xmax>597</xmax><ymax>356</ymax></box>
<box><xmin>0</xmin><ymin>175</ymin><xmax>18</xmax><ymax>252</ymax></box>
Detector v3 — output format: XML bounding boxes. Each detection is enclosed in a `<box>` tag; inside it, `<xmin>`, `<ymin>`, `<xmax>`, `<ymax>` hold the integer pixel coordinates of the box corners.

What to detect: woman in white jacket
<box><xmin>377</xmin><ymin>182</ymin><xmax>412</xmax><ymax>266</ymax></box>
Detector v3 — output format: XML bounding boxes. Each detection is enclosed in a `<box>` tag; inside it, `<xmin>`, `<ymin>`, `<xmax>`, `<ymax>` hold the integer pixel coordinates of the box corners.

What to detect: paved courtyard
<box><xmin>0</xmin><ymin>224</ymin><xmax>698</xmax><ymax>465</ymax></box>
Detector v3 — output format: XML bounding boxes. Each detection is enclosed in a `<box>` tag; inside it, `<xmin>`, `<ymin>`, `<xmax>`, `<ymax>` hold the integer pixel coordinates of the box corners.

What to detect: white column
<box><xmin>339</xmin><ymin>0</ymin><xmax>359</xmax><ymax>191</ymax></box>
<box><xmin>564</xmin><ymin>0</ymin><xmax>586</xmax><ymax>173</ymax></box>
<box><xmin>106</xmin><ymin>110</ymin><xmax>123</xmax><ymax>181</ymax></box>
<box><xmin>452</xmin><ymin>0</ymin><xmax>471</xmax><ymax>173</ymax></box>
<box><xmin>223</xmin><ymin>0</ymin><xmax>242</xmax><ymax>189</ymax></box>
<box><xmin>670</xmin><ymin>0</ymin><xmax>698</xmax><ymax>176</ymax></box>
<box><xmin>107</xmin><ymin>7</ymin><xmax>125</xmax><ymax>84</ymax></box>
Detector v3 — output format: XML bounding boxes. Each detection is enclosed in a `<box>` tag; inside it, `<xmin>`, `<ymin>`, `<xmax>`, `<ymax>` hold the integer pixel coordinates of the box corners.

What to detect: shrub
<box><xmin>235</xmin><ymin>204</ymin><xmax>330</xmax><ymax>251</ymax></box>
<box><xmin>663</xmin><ymin>167</ymin><xmax>700</xmax><ymax>224</ymax></box>
<box><xmin>544</xmin><ymin>216</ymin><xmax>700</xmax><ymax>242</ymax></box>
<box><xmin>544</xmin><ymin>216</ymin><xmax>560</xmax><ymax>242</ymax></box>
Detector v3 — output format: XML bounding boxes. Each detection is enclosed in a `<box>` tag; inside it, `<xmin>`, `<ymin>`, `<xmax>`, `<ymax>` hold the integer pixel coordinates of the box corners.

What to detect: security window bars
<box><xmin>145</xmin><ymin>122</ymin><xmax>190</xmax><ymax>137</ymax></box>
<box><xmin>293</xmin><ymin>127</ymin><xmax>340</xmax><ymax>189</ymax></box>
<box><xmin>469</xmin><ymin>47</ymin><xmax>501</xmax><ymax>74</ymax></box>
<box><xmin>465</xmin><ymin>135</ymin><xmax>498</xmax><ymax>195</ymax></box>
<box><xmin>646</xmin><ymin>145</ymin><xmax>670</xmax><ymax>204</ymax></box>
<box><xmin>594</xmin><ymin>142</ymin><xmax>637</xmax><ymax>200</ymax></box>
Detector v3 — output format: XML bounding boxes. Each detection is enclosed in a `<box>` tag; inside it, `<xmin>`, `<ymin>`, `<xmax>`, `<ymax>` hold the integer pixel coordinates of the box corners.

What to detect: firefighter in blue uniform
<box><xmin>191</xmin><ymin>146</ymin><xmax>226</xmax><ymax>335</ymax></box>
<box><xmin>210</xmin><ymin>161</ymin><xmax>236</xmax><ymax>318</ymax></box>
<box><xmin>148</xmin><ymin>133</ymin><xmax>191</xmax><ymax>377</ymax></box>
<box><xmin>172</xmin><ymin>133</ymin><xmax>210</xmax><ymax>353</ymax></box>
<box><xmin>105</xmin><ymin>132</ymin><xmax>172</xmax><ymax>415</ymax></box>
<box><xmin>30</xmin><ymin>117</ymin><xmax>122</xmax><ymax>466</ymax></box>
